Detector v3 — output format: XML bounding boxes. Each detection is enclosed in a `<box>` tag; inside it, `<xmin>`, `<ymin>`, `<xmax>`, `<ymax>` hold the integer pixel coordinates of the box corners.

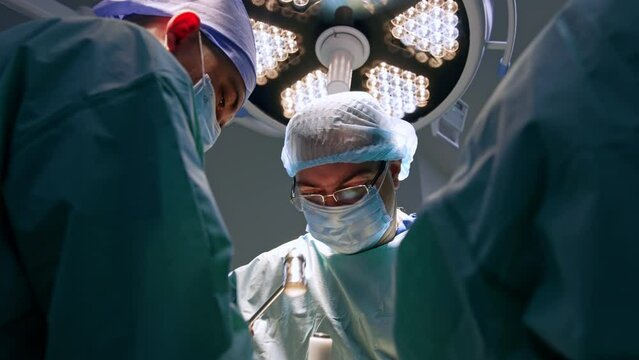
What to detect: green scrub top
<box><xmin>0</xmin><ymin>17</ymin><xmax>249</xmax><ymax>359</ymax></box>
<box><xmin>395</xmin><ymin>0</ymin><xmax>639</xmax><ymax>358</ymax></box>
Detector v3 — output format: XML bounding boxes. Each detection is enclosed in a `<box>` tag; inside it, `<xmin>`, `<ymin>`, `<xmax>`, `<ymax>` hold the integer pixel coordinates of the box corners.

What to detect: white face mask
<box><xmin>301</xmin><ymin>167</ymin><xmax>394</xmax><ymax>254</ymax></box>
<box><xmin>192</xmin><ymin>32</ymin><xmax>220</xmax><ymax>152</ymax></box>
<box><xmin>193</xmin><ymin>74</ymin><xmax>220</xmax><ymax>151</ymax></box>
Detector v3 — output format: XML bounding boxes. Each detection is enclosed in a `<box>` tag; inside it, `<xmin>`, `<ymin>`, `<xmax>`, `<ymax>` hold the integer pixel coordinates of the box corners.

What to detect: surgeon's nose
<box><xmin>216</xmin><ymin>89</ymin><xmax>240</xmax><ymax>126</ymax></box>
<box><xmin>323</xmin><ymin>195</ymin><xmax>340</xmax><ymax>207</ymax></box>
<box><xmin>215</xmin><ymin>100</ymin><xmax>230</xmax><ymax>126</ymax></box>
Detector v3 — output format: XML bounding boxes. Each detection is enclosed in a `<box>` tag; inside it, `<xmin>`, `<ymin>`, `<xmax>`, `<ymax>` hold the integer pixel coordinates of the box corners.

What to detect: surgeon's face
<box><xmin>171</xmin><ymin>32</ymin><xmax>246</xmax><ymax>127</ymax></box>
<box><xmin>295</xmin><ymin>160</ymin><xmax>401</xmax><ymax>213</ymax></box>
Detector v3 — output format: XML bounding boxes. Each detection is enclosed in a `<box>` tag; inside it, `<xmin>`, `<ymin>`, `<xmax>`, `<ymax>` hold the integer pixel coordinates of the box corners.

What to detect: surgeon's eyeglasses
<box><xmin>290</xmin><ymin>162</ymin><xmax>387</xmax><ymax>211</ymax></box>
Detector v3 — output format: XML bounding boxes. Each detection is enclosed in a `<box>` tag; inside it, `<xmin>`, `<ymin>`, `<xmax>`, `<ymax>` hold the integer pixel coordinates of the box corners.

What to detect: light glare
<box><xmin>365</xmin><ymin>62</ymin><xmax>430</xmax><ymax>118</ymax></box>
<box><xmin>281</xmin><ymin>69</ymin><xmax>329</xmax><ymax>118</ymax></box>
<box><xmin>252</xmin><ymin>19</ymin><xmax>299</xmax><ymax>86</ymax></box>
<box><xmin>391</xmin><ymin>0</ymin><xmax>460</xmax><ymax>61</ymax></box>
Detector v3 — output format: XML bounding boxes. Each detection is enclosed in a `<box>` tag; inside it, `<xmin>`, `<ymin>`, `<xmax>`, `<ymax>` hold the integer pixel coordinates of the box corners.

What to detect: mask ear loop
<box><xmin>372</xmin><ymin>161</ymin><xmax>389</xmax><ymax>192</ymax></box>
<box><xmin>198</xmin><ymin>31</ymin><xmax>206</xmax><ymax>81</ymax></box>
<box><xmin>198</xmin><ymin>31</ymin><xmax>222</xmax><ymax>134</ymax></box>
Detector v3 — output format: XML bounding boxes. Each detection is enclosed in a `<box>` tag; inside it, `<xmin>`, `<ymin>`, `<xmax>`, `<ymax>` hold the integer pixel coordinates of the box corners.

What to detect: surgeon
<box><xmin>394</xmin><ymin>0</ymin><xmax>639</xmax><ymax>358</ymax></box>
<box><xmin>0</xmin><ymin>1</ymin><xmax>256</xmax><ymax>359</ymax></box>
<box><xmin>230</xmin><ymin>92</ymin><xmax>418</xmax><ymax>359</ymax></box>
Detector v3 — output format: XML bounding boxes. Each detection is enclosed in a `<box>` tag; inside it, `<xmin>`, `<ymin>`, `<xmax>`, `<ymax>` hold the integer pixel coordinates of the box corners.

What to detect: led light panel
<box><xmin>390</xmin><ymin>0</ymin><xmax>460</xmax><ymax>60</ymax></box>
<box><xmin>252</xmin><ymin>19</ymin><xmax>299</xmax><ymax>85</ymax></box>
<box><xmin>280</xmin><ymin>69</ymin><xmax>329</xmax><ymax>118</ymax></box>
<box><xmin>365</xmin><ymin>62</ymin><xmax>430</xmax><ymax>118</ymax></box>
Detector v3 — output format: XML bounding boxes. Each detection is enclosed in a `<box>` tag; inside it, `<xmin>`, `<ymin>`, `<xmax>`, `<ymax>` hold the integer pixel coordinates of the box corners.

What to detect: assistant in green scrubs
<box><xmin>395</xmin><ymin>0</ymin><xmax>639</xmax><ymax>358</ymax></box>
<box><xmin>0</xmin><ymin>2</ymin><xmax>255</xmax><ymax>357</ymax></box>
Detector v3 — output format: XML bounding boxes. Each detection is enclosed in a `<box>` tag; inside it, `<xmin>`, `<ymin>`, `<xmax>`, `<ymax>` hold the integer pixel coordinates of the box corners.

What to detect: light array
<box><xmin>278</xmin><ymin>0</ymin><xmax>316</xmax><ymax>8</ymax></box>
<box><xmin>390</xmin><ymin>0</ymin><xmax>460</xmax><ymax>60</ymax></box>
<box><xmin>252</xmin><ymin>19</ymin><xmax>299</xmax><ymax>86</ymax></box>
<box><xmin>281</xmin><ymin>69</ymin><xmax>328</xmax><ymax>118</ymax></box>
<box><xmin>365</xmin><ymin>62</ymin><xmax>430</xmax><ymax>118</ymax></box>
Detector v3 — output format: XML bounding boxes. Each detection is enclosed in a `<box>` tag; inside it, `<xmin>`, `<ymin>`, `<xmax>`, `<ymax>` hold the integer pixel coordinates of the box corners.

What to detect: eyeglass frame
<box><xmin>289</xmin><ymin>161</ymin><xmax>387</xmax><ymax>210</ymax></box>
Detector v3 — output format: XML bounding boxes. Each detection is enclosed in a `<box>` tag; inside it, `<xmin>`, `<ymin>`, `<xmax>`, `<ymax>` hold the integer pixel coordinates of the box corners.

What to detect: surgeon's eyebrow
<box><xmin>294</xmin><ymin>179</ymin><xmax>318</xmax><ymax>188</ymax></box>
<box><xmin>340</xmin><ymin>167</ymin><xmax>378</xmax><ymax>185</ymax></box>
<box><xmin>295</xmin><ymin>166</ymin><xmax>377</xmax><ymax>188</ymax></box>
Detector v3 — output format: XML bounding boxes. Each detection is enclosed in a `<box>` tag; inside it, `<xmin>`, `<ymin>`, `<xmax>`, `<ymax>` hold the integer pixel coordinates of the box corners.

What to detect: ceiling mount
<box><xmin>315</xmin><ymin>14</ymin><xmax>370</xmax><ymax>94</ymax></box>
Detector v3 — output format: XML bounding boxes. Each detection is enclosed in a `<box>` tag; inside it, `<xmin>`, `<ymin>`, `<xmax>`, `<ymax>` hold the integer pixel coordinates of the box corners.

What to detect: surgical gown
<box><xmin>395</xmin><ymin>0</ymin><xmax>639</xmax><ymax>359</ymax></box>
<box><xmin>0</xmin><ymin>17</ymin><xmax>248</xmax><ymax>359</ymax></box>
<box><xmin>231</xmin><ymin>210</ymin><xmax>415</xmax><ymax>359</ymax></box>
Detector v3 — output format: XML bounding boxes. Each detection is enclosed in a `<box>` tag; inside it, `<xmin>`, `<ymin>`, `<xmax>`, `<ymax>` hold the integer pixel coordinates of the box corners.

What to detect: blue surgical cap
<box><xmin>94</xmin><ymin>0</ymin><xmax>257</xmax><ymax>99</ymax></box>
<box><xmin>282</xmin><ymin>92</ymin><xmax>418</xmax><ymax>181</ymax></box>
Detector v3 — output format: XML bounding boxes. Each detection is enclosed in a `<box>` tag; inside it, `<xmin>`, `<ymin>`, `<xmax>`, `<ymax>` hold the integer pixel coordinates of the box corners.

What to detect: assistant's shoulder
<box><xmin>2</xmin><ymin>17</ymin><xmax>146</xmax><ymax>55</ymax></box>
<box><xmin>2</xmin><ymin>17</ymin><xmax>189</xmax><ymax>86</ymax></box>
<box><xmin>0</xmin><ymin>17</ymin><xmax>193</xmax><ymax>123</ymax></box>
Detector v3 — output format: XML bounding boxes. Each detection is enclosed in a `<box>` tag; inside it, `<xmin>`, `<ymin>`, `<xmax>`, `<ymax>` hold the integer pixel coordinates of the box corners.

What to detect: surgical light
<box><xmin>365</xmin><ymin>62</ymin><xmax>430</xmax><ymax>118</ymax></box>
<box><xmin>281</xmin><ymin>69</ymin><xmax>328</xmax><ymax>118</ymax></box>
<box><xmin>236</xmin><ymin>0</ymin><xmax>517</xmax><ymax>137</ymax></box>
<box><xmin>252</xmin><ymin>19</ymin><xmax>300</xmax><ymax>86</ymax></box>
<box><xmin>390</xmin><ymin>0</ymin><xmax>460</xmax><ymax>61</ymax></box>
<box><xmin>0</xmin><ymin>0</ymin><xmax>518</xmax><ymax>148</ymax></box>
<box><xmin>253</xmin><ymin>0</ymin><xmax>320</xmax><ymax>11</ymax></box>
<box><xmin>293</xmin><ymin>0</ymin><xmax>310</xmax><ymax>7</ymax></box>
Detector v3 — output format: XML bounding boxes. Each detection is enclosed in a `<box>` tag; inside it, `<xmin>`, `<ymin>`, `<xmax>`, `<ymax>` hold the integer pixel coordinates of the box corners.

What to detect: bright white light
<box><xmin>281</xmin><ymin>69</ymin><xmax>328</xmax><ymax>118</ymax></box>
<box><xmin>365</xmin><ymin>62</ymin><xmax>430</xmax><ymax>118</ymax></box>
<box><xmin>278</xmin><ymin>0</ymin><xmax>317</xmax><ymax>7</ymax></box>
<box><xmin>391</xmin><ymin>0</ymin><xmax>460</xmax><ymax>60</ymax></box>
<box><xmin>251</xmin><ymin>19</ymin><xmax>299</xmax><ymax>86</ymax></box>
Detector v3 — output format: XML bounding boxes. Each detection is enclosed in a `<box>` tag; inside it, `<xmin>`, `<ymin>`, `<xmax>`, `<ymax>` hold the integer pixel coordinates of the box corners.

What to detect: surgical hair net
<box><xmin>93</xmin><ymin>0</ymin><xmax>257</xmax><ymax>98</ymax></box>
<box><xmin>281</xmin><ymin>91</ymin><xmax>418</xmax><ymax>181</ymax></box>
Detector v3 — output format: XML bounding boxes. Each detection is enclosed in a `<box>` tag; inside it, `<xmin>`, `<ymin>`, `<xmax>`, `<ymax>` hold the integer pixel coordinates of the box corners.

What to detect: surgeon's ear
<box><xmin>389</xmin><ymin>160</ymin><xmax>401</xmax><ymax>189</ymax></box>
<box><xmin>165</xmin><ymin>11</ymin><xmax>201</xmax><ymax>52</ymax></box>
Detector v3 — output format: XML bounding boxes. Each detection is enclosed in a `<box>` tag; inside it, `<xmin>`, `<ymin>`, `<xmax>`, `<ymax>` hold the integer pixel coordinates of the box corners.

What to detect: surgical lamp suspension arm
<box><xmin>485</xmin><ymin>0</ymin><xmax>517</xmax><ymax>76</ymax></box>
<box><xmin>315</xmin><ymin>6</ymin><xmax>371</xmax><ymax>95</ymax></box>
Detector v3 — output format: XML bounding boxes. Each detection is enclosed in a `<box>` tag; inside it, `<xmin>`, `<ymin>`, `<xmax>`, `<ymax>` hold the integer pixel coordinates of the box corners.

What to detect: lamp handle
<box><xmin>485</xmin><ymin>0</ymin><xmax>517</xmax><ymax>77</ymax></box>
